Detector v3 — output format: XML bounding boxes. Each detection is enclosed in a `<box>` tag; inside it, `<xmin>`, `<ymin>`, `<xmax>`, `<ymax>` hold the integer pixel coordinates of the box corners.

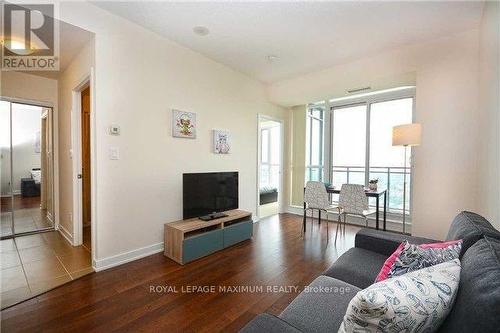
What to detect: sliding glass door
<box><xmin>331</xmin><ymin>104</ymin><xmax>367</xmax><ymax>187</ymax></box>
<box><xmin>329</xmin><ymin>89</ymin><xmax>415</xmax><ymax>219</ymax></box>
<box><xmin>369</xmin><ymin>98</ymin><xmax>413</xmax><ymax>214</ymax></box>
<box><xmin>0</xmin><ymin>100</ymin><xmax>55</xmax><ymax>239</ymax></box>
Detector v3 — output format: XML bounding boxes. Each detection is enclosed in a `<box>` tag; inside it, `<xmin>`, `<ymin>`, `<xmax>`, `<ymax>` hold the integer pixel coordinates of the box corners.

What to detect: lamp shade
<box><xmin>392</xmin><ymin>123</ymin><xmax>422</xmax><ymax>146</ymax></box>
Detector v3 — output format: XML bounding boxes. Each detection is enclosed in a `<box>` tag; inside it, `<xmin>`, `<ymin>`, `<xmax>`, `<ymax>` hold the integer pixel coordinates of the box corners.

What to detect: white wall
<box><xmin>58</xmin><ymin>2</ymin><xmax>288</xmax><ymax>266</ymax></box>
<box><xmin>57</xmin><ymin>39</ymin><xmax>94</xmax><ymax>237</ymax></box>
<box><xmin>477</xmin><ymin>1</ymin><xmax>500</xmax><ymax>230</ymax></box>
<box><xmin>269</xmin><ymin>30</ymin><xmax>481</xmax><ymax>239</ymax></box>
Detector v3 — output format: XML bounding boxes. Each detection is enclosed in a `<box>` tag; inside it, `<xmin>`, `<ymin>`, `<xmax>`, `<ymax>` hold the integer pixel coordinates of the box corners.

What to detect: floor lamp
<box><xmin>392</xmin><ymin>123</ymin><xmax>422</xmax><ymax>234</ymax></box>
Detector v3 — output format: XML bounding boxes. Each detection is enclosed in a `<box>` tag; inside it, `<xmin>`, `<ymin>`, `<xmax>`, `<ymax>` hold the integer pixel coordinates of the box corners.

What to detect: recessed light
<box><xmin>267</xmin><ymin>55</ymin><xmax>279</xmax><ymax>62</ymax></box>
<box><xmin>193</xmin><ymin>26</ymin><xmax>210</xmax><ymax>36</ymax></box>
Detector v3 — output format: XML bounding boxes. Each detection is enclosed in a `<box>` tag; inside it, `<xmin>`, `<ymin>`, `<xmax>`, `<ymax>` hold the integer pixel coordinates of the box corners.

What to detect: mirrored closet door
<box><xmin>0</xmin><ymin>100</ymin><xmax>55</xmax><ymax>239</ymax></box>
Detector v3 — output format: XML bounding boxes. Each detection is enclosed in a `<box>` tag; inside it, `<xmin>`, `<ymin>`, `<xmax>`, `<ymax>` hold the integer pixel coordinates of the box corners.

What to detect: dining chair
<box><xmin>304</xmin><ymin>181</ymin><xmax>341</xmax><ymax>241</ymax></box>
<box><xmin>336</xmin><ymin>183</ymin><xmax>376</xmax><ymax>242</ymax></box>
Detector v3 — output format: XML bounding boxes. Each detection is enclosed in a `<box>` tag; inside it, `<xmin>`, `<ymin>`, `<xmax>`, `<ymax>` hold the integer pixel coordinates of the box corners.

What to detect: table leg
<box><xmin>383</xmin><ymin>192</ymin><xmax>387</xmax><ymax>231</ymax></box>
<box><xmin>376</xmin><ymin>196</ymin><xmax>380</xmax><ymax>230</ymax></box>
<box><xmin>318</xmin><ymin>210</ymin><xmax>321</xmax><ymax>225</ymax></box>
<box><xmin>303</xmin><ymin>201</ymin><xmax>306</xmax><ymax>233</ymax></box>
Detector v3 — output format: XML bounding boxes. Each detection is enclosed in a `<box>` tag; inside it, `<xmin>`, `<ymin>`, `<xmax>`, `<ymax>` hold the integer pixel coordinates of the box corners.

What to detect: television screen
<box><xmin>183</xmin><ymin>172</ymin><xmax>238</xmax><ymax>219</ymax></box>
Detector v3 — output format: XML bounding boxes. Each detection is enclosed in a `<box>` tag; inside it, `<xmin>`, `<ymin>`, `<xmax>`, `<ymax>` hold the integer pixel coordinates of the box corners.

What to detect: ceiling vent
<box><xmin>347</xmin><ymin>86</ymin><xmax>371</xmax><ymax>94</ymax></box>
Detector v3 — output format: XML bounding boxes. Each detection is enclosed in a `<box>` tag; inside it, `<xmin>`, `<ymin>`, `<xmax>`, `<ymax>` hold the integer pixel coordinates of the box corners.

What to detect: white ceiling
<box><xmin>25</xmin><ymin>20</ymin><xmax>94</xmax><ymax>79</ymax></box>
<box><xmin>93</xmin><ymin>1</ymin><xmax>484</xmax><ymax>83</ymax></box>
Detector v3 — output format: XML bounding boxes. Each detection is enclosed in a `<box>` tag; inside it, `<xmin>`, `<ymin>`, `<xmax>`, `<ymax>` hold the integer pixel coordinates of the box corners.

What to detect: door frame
<box><xmin>70</xmin><ymin>69</ymin><xmax>97</xmax><ymax>263</ymax></box>
<box><xmin>256</xmin><ymin>114</ymin><xmax>284</xmax><ymax>220</ymax></box>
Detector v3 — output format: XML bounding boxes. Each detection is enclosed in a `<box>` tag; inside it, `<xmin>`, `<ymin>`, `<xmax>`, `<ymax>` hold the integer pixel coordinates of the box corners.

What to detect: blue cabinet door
<box><xmin>223</xmin><ymin>221</ymin><xmax>253</xmax><ymax>248</ymax></box>
<box><xmin>182</xmin><ymin>229</ymin><xmax>223</xmax><ymax>264</ymax></box>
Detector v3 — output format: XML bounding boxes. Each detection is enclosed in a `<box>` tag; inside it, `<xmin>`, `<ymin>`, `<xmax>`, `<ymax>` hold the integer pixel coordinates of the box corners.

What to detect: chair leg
<box><xmin>326</xmin><ymin>213</ymin><xmax>329</xmax><ymax>243</ymax></box>
<box><xmin>335</xmin><ymin>213</ymin><xmax>340</xmax><ymax>243</ymax></box>
<box><xmin>343</xmin><ymin>213</ymin><xmax>347</xmax><ymax>237</ymax></box>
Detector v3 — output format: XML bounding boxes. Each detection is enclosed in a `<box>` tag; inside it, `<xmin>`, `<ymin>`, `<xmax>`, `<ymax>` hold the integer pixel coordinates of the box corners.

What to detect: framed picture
<box><xmin>213</xmin><ymin>129</ymin><xmax>231</xmax><ymax>154</ymax></box>
<box><xmin>172</xmin><ymin>109</ymin><xmax>196</xmax><ymax>138</ymax></box>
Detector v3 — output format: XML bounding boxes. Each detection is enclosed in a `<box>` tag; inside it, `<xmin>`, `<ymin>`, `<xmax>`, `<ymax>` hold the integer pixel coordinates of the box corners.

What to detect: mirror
<box><xmin>0</xmin><ymin>101</ymin><xmax>54</xmax><ymax>238</ymax></box>
<box><xmin>0</xmin><ymin>101</ymin><xmax>13</xmax><ymax>237</ymax></box>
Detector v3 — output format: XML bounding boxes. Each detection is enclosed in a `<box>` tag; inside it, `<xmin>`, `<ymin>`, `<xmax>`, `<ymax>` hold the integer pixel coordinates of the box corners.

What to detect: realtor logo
<box><xmin>1</xmin><ymin>2</ymin><xmax>59</xmax><ymax>71</ymax></box>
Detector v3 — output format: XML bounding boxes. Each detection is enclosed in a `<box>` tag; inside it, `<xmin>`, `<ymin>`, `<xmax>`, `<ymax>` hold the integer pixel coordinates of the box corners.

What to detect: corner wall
<box><xmin>58</xmin><ymin>2</ymin><xmax>288</xmax><ymax>267</ymax></box>
<box><xmin>477</xmin><ymin>1</ymin><xmax>500</xmax><ymax>230</ymax></box>
<box><xmin>270</xmin><ymin>30</ymin><xmax>481</xmax><ymax>239</ymax></box>
<box><xmin>57</xmin><ymin>39</ymin><xmax>95</xmax><ymax>240</ymax></box>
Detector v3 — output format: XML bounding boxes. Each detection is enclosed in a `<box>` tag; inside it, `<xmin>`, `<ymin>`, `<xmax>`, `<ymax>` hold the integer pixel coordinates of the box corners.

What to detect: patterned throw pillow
<box><xmin>375</xmin><ymin>240</ymin><xmax>462</xmax><ymax>282</ymax></box>
<box><xmin>339</xmin><ymin>259</ymin><xmax>461</xmax><ymax>333</ymax></box>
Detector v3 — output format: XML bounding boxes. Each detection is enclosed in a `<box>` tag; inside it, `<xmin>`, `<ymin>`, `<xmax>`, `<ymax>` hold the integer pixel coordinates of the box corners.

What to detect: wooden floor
<box><xmin>1</xmin><ymin>213</ymin><xmax>360</xmax><ymax>333</ymax></box>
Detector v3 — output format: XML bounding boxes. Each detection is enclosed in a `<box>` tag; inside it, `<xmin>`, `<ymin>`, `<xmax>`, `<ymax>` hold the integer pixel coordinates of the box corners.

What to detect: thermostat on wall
<box><xmin>109</xmin><ymin>125</ymin><xmax>120</xmax><ymax>135</ymax></box>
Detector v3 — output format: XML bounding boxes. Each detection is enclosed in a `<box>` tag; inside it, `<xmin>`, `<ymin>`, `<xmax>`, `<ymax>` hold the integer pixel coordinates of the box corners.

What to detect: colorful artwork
<box><xmin>172</xmin><ymin>109</ymin><xmax>196</xmax><ymax>138</ymax></box>
<box><xmin>213</xmin><ymin>130</ymin><xmax>230</xmax><ymax>154</ymax></box>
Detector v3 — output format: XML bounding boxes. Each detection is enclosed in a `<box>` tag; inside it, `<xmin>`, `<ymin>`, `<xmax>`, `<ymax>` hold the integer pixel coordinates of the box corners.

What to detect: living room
<box><xmin>1</xmin><ymin>1</ymin><xmax>499</xmax><ymax>332</ymax></box>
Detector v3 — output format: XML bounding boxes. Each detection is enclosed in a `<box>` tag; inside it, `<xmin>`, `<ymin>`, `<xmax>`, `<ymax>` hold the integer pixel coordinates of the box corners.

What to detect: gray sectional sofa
<box><xmin>240</xmin><ymin>211</ymin><xmax>500</xmax><ymax>333</ymax></box>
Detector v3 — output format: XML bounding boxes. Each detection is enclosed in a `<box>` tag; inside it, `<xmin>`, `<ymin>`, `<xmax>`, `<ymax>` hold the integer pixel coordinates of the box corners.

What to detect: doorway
<box><xmin>257</xmin><ymin>116</ymin><xmax>283</xmax><ymax>219</ymax></box>
<box><xmin>81</xmin><ymin>87</ymin><xmax>91</xmax><ymax>251</ymax></box>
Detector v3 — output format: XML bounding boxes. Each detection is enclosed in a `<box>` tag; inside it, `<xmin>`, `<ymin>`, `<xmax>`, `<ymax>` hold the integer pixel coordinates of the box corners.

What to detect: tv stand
<box><xmin>164</xmin><ymin>209</ymin><xmax>252</xmax><ymax>264</ymax></box>
<box><xmin>199</xmin><ymin>212</ymin><xmax>228</xmax><ymax>221</ymax></box>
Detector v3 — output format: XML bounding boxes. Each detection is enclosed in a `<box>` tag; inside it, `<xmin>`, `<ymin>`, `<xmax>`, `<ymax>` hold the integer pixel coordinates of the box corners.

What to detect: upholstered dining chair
<box><xmin>336</xmin><ymin>183</ymin><xmax>376</xmax><ymax>242</ymax></box>
<box><xmin>304</xmin><ymin>181</ymin><xmax>341</xmax><ymax>241</ymax></box>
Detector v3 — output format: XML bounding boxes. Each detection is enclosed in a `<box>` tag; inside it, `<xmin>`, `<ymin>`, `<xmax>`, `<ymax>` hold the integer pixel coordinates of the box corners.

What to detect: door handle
<box><xmin>77</xmin><ymin>174</ymin><xmax>82</xmax><ymax>179</ymax></box>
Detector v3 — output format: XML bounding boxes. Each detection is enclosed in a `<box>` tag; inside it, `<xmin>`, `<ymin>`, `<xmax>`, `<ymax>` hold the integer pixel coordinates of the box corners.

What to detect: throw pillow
<box><xmin>339</xmin><ymin>259</ymin><xmax>461</xmax><ymax>333</ymax></box>
<box><xmin>375</xmin><ymin>239</ymin><xmax>462</xmax><ymax>282</ymax></box>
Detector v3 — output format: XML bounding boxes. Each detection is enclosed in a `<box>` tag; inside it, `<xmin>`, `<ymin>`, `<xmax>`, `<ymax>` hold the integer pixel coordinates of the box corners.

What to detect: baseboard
<box><xmin>93</xmin><ymin>242</ymin><xmax>164</xmax><ymax>272</ymax></box>
<box><xmin>1</xmin><ymin>190</ymin><xmax>21</xmax><ymax>197</ymax></box>
<box><xmin>58</xmin><ymin>224</ymin><xmax>74</xmax><ymax>245</ymax></box>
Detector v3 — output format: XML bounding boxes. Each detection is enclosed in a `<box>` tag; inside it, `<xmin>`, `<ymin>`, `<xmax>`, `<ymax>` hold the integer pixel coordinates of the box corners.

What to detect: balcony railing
<box><xmin>307</xmin><ymin>165</ymin><xmax>411</xmax><ymax>215</ymax></box>
<box><xmin>334</xmin><ymin>165</ymin><xmax>410</xmax><ymax>215</ymax></box>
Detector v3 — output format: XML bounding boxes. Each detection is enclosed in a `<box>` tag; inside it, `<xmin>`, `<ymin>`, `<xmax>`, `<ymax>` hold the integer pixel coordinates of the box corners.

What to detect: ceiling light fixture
<box><xmin>193</xmin><ymin>26</ymin><xmax>210</xmax><ymax>36</ymax></box>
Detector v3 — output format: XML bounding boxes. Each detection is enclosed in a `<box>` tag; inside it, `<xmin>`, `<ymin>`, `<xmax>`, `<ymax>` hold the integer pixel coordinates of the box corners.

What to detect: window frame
<box><xmin>305</xmin><ymin>103</ymin><xmax>326</xmax><ymax>182</ymax></box>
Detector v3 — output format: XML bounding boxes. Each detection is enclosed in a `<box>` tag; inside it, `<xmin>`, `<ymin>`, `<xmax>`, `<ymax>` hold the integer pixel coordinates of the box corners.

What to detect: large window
<box><xmin>305</xmin><ymin>103</ymin><xmax>325</xmax><ymax>182</ymax></box>
<box><xmin>331</xmin><ymin>92</ymin><xmax>414</xmax><ymax>216</ymax></box>
<box><xmin>305</xmin><ymin>87</ymin><xmax>415</xmax><ymax>219</ymax></box>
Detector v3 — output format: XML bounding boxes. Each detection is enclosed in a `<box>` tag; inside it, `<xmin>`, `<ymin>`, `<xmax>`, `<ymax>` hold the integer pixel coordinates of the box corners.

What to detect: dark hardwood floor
<box><xmin>1</xmin><ymin>195</ymin><xmax>41</xmax><ymax>211</ymax></box>
<box><xmin>1</xmin><ymin>213</ymin><xmax>360</xmax><ymax>333</ymax></box>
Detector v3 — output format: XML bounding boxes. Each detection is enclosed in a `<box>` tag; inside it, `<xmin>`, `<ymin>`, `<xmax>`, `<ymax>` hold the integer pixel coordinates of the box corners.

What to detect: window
<box><xmin>307</xmin><ymin>87</ymin><xmax>415</xmax><ymax>220</ymax></box>
<box><xmin>332</xmin><ymin>104</ymin><xmax>366</xmax><ymax>186</ymax></box>
<box><xmin>305</xmin><ymin>103</ymin><xmax>325</xmax><ymax>182</ymax></box>
<box><xmin>260</xmin><ymin>125</ymin><xmax>281</xmax><ymax>189</ymax></box>
<box><xmin>369</xmin><ymin>98</ymin><xmax>413</xmax><ymax>214</ymax></box>
<box><xmin>331</xmin><ymin>91</ymin><xmax>414</xmax><ymax>216</ymax></box>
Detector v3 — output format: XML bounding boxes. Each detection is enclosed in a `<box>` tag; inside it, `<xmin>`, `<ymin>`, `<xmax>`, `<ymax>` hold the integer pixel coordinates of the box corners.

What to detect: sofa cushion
<box><xmin>439</xmin><ymin>237</ymin><xmax>500</xmax><ymax>332</ymax></box>
<box><xmin>375</xmin><ymin>239</ymin><xmax>462</xmax><ymax>282</ymax></box>
<box><xmin>279</xmin><ymin>276</ymin><xmax>360</xmax><ymax>333</ymax></box>
<box><xmin>355</xmin><ymin>228</ymin><xmax>438</xmax><ymax>257</ymax></box>
<box><xmin>339</xmin><ymin>259</ymin><xmax>461</xmax><ymax>333</ymax></box>
<box><xmin>445</xmin><ymin>211</ymin><xmax>500</xmax><ymax>253</ymax></box>
<box><xmin>239</xmin><ymin>313</ymin><xmax>302</xmax><ymax>333</ymax></box>
<box><xmin>323</xmin><ymin>247</ymin><xmax>387</xmax><ymax>289</ymax></box>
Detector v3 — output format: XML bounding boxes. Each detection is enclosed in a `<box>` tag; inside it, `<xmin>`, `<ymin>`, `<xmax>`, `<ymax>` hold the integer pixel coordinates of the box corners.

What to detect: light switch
<box><xmin>109</xmin><ymin>147</ymin><xmax>120</xmax><ymax>160</ymax></box>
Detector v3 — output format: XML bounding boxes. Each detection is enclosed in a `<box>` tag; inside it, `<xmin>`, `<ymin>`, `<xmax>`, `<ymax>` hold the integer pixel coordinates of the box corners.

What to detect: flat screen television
<box><xmin>183</xmin><ymin>172</ymin><xmax>238</xmax><ymax>219</ymax></box>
